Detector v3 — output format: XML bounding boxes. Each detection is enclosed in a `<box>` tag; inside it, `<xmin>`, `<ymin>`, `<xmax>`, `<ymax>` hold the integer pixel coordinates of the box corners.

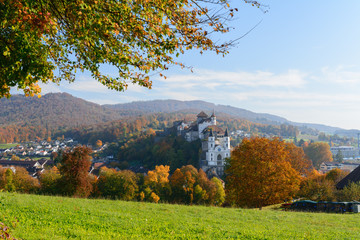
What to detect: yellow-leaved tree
<box><xmin>1</xmin><ymin>0</ymin><xmax>265</xmax><ymax>98</ymax></box>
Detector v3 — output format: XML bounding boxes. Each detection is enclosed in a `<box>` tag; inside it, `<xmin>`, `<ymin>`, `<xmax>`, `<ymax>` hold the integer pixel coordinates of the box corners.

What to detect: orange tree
<box><xmin>58</xmin><ymin>145</ymin><xmax>93</xmax><ymax>197</ymax></box>
<box><xmin>1</xmin><ymin>0</ymin><xmax>264</xmax><ymax>98</ymax></box>
<box><xmin>144</xmin><ymin>165</ymin><xmax>171</xmax><ymax>201</ymax></box>
<box><xmin>285</xmin><ymin>142</ymin><xmax>313</xmax><ymax>175</ymax></box>
<box><xmin>226</xmin><ymin>137</ymin><xmax>302</xmax><ymax>208</ymax></box>
<box><xmin>303</xmin><ymin>142</ymin><xmax>333</xmax><ymax>169</ymax></box>
<box><xmin>297</xmin><ymin>169</ymin><xmax>348</xmax><ymax>201</ymax></box>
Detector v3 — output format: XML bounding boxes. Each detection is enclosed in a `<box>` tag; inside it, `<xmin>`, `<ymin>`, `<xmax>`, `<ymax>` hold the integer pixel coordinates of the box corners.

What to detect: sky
<box><xmin>19</xmin><ymin>1</ymin><xmax>360</xmax><ymax>130</ymax></box>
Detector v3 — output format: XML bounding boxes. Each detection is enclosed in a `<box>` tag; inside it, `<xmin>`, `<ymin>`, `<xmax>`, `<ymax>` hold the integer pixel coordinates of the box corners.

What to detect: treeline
<box><xmin>1</xmin><ymin>143</ymin><xmax>358</xmax><ymax>208</ymax></box>
<box><xmin>0</xmin><ymin>124</ymin><xmax>50</xmax><ymax>143</ymax></box>
<box><xmin>1</xmin><ymin>105</ymin><xmax>302</xmax><ymax>144</ymax></box>
<box><xmin>52</xmin><ymin>113</ymin><xmax>191</xmax><ymax>145</ymax></box>
<box><xmin>0</xmin><ymin>146</ymin><xmax>225</xmax><ymax>206</ymax></box>
<box><xmin>0</xmin><ymin>93</ymin><xmax>124</xmax><ymax>128</ymax></box>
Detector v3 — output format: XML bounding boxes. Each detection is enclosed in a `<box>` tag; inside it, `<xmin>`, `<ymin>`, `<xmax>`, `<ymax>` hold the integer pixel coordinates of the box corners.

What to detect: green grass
<box><xmin>1</xmin><ymin>192</ymin><xmax>360</xmax><ymax>239</ymax></box>
<box><xmin>0</xmin><ymin>143</ymin><xmax>18</xmax><ymax>149</ymax></box>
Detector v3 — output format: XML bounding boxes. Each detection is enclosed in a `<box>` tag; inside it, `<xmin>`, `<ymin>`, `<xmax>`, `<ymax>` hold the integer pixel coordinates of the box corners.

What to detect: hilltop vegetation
<box><xmin>0</xmin><ymin>92</ymin><xmax>320</xmax><ymax>144</ymax></box>
<box><xmin>1</xmin><ymin>192</ymin><xmax>360</xmax><ymax>240</ymax></box>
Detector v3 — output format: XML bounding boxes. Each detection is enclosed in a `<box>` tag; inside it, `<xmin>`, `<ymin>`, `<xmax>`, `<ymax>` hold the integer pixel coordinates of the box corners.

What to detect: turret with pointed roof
<box><xmin>197</xmin><ymin>111</ymin><xmax>208</xmax><ymax>118</ymax></box>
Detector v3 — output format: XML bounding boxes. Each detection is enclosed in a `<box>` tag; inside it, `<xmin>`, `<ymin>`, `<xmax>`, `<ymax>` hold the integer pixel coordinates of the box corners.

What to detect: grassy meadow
<box><xmin>0</xmin><ymin>143</ymin><xmax>18</xmax><ymax>149</ymax></box>
<box><xmin>1</xmin><ymin>192</ymin><xmax>360</xmax><ymax>239</ymax></box>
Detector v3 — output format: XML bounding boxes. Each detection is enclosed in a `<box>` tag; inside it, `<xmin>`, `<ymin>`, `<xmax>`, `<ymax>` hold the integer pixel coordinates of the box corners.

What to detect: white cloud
<box><xmin>157</xmin><ymin>69</ymin><xmax>307</xmax><ymax>88</ymax></box>
<box><xmin>38</xmin><ymin>82</ymin><xmax>62</xmax><ymax>94</ymax></box>
<box><xmin>320</xmin><ymin>65</ymin><xmax>360</xmax><ymax>84</ymax></box>
<box><xmin>62</xmin><ymin>76</ymin><xmax>111</xmax><ymax>93</ymax></box>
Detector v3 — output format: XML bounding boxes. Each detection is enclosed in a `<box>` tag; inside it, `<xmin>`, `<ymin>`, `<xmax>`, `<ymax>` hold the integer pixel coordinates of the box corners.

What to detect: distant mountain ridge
<box><xmin>0</xmin><ymin>93</ymin><xmax>140</xmax><ymax>129</ymax></box>
<box><xmin>0</xmin><ymin>93</ymin><xmax>351</xmax><ymax>134</ymax></box>
<box><xmin>105</xmin><ymin>99</ymin><xmax>287</xmax><ymax>123</ymax></box>
<box><xmin>106</xmin><ymin>99</ymin><xmax>344</xmax><ymax>134</ymax></box>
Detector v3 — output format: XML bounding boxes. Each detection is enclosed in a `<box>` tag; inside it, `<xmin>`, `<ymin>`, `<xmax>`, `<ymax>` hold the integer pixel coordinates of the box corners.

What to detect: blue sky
<box><xmin>32</xmin><ymin>1</ymin><xmax>360</xmax><ymax>130</ymax></box>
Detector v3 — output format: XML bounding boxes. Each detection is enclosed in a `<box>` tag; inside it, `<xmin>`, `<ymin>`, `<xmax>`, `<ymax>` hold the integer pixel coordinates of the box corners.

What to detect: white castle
<box><xmin>175</xmin><ymin>111</ymin><xmax>230</xmax><ymax>176</ymax></box>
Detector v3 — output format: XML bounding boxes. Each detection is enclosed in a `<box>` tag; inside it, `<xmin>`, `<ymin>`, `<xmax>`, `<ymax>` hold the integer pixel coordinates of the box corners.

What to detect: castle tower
<box><xmin>210</xmin><ymin>110</ymin><xmax>216</xmax><ymax>125</ymax></box>
<box><xmin>197</xmin><ymin>111</ymin><xmax>208</xmax><ymax>124</ymax></box>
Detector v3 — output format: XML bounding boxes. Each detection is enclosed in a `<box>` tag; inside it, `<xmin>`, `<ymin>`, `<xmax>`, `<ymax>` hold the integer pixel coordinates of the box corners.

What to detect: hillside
<box><xmin>0</xmin><ymin>93</ymin><xmax>349</xmax><ymax>142</ymax></box>
<box><xmin>0</xmin><ymin>93</ymin><xmax>142</xmax><ymax>129</ymax></box>
<box><xmin>1</xmin><ymin>192</ymin><xmax>360</xmax><ymax>239</ymax></box>
<box><xmin>105</xmin><ymin>99</ymin><xmax>288</xmax><ymax>125</ymax></box>
<box><xmin>106</xmin><ymin>99</ymin><xmax>344</xmax><ymax>133</ymax></box>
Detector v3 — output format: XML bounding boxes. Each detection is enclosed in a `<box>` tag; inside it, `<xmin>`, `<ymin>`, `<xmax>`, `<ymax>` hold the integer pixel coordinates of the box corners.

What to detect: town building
<box><xmin>330</xmin><ymin>146</ymin><xmax>360</xmax><ymax>159</ymax></box>
<box><xmin>175</xmin><ymin>111</ymin><xmax>230</xmax><ymax>176</ymax></box>
<box><xmin>319</xmin><ymin>161</ymin><xmax>360</xmax><ymax>174</ymax></box>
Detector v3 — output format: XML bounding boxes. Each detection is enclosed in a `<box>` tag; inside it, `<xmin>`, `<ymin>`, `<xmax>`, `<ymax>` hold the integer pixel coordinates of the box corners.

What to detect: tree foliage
<box><xmin>39</xmin><ymin>166</ymin><xmax>61</xmax><ymax>195</ymax></box>
<box><xmin>285</xmin><ymin>143</ymin><xmax>313</xmax><ymax>175</ymax></box>
<box><xmin>338</xmin><ymin>182</ymin><xmax>360</xmax><ymax>202</ymax></box>
<box><xmin>226</xmin><ymin>137</ymin><xmax>302</xmax><ymax>208</ymax></box>
<box><xmin>303</xmin><ymin>142</ymin><xmax>333</xmax><ymax>169</ymax></box>
<box><xmin>169</xmin><ymin>165</ymin><xmax>224</xmax><ymax>205</ymax></box>
<box><xmin>297</xmin><ymin>169</ymin><xmax>348</xmax><ymax>202</ymax></box>
<box><xmin>58</xmin><ymin>145</ymin><xmax>93</xmax><ymax>197</ymax></box>
<box><xmin>96</xmin><ymin>167</ymin><xmax>139</xmax><ymax>200</ymax></box>
<box><xmin>1</xmin><ymin>0</ymin><xmax>263</xmax><ymax>98</ymax></box>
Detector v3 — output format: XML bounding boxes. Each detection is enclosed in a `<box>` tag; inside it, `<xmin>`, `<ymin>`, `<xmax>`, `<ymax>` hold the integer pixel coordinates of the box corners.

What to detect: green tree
<box><xmin>211</xmin><ymin>177</ymin><xmax>225</xmax><ymax>206</ymax></box>
<box><xmin>96</xmin><ymin>167</ymin><xmax>138</xmax><ymax>200</ymax></box>
<box><xmin>0</xmin><ymin>0</ymin><xmax>263</xmax><ymax>98</ymax></box>
<box><xmin>39</xmin><ymin>166</ymin><xmax>61</xmax><ymax>195</ymax></box>
<box><xmin>338</xmin><ymin>182</ymin><xmax>360</xmax><ymax>202</ymax></box>
<box><xmin>4</xmin><ymin>168</ymin><xmax>16</xmax><ymax>192</ymax></box>
<box><xmin>335</xmin><ymin>150</ymin><xmax>344</xmax><ymax>163</ymax></box>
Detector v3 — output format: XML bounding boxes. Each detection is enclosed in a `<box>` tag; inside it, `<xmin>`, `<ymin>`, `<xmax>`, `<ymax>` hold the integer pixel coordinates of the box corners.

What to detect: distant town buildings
<box><xmin>330</xmin><ymin>146</ymin><xmax>360</xmax><ymax>159</ymax></box>
<box><xmin>0</xmin><ymin>138</ymin><xmax>78</xmax><ymax>159</ymax></box>
<box><xmin>319</xmin><ymin>162</ymin><xmax>360</xmax><ymax>174</ymax></box>
<box><xmin>175</xmin><ymin>111</ymin><xmax>230</xmax><ymax>176</ymax></box>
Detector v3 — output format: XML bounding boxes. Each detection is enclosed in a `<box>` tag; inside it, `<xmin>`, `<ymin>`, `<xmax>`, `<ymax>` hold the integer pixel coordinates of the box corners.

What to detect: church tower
<box><xmin>224</xmin><ymin>128</ymin><xmax>230</xmax><ymax>150</ymax></box>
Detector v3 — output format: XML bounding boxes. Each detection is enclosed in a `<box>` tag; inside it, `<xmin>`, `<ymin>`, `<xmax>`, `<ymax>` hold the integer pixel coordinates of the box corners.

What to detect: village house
<box><xmin>0</xmin><ymin>159</ymin><xmax>54</xmax><ymax>177</ymax></box>
<box><xmin>319</xmin><ymin>161</ymin><xmax>360</xmax><ymax>174</ymax></box>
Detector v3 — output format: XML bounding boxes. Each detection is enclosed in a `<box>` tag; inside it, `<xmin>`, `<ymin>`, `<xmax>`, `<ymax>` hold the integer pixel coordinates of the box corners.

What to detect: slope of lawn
<box><xmin>1</xmin><ymin>192</ymin><xmax>360</xmax><ymax>239</ymax></box>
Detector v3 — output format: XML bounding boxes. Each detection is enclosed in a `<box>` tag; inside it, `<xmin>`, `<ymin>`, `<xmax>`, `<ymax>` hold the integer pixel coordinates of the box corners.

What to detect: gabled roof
<box><xmin>321</xmin><ymin>162</ymin><xmax>342</xmax><ymax>166</ymax></box>
<box><xmin>336</xmin><ymin>165</ymin><xmax>360</xmax><ymax>189</ymax></box>
<box><xmin>197</xmin><ymin>111</ymin><xmax>208</xmax><ymax>118</ymax></box>
<box><xmin>0</xmin><ymin>160</ymin><xmax>38</xmax><ymax>168</ymax></box>
<box><xmin>202</xmin><ymin>125</ymin><xmax>225</xmax><ymax>135</ymax></box>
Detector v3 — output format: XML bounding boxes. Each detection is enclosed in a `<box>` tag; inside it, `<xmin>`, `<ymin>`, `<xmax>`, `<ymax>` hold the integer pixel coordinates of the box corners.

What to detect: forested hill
<box><xmin>0</xmin><ymin>93</ymin><xmax>345</xmax><ymax>143</ymax></box>
<box><xmin>0</xmin><ymin>93</ymin><xmax>142</xmax><ymax>129</ymax></box>
<box><xmin>106</xmin><ymin>99</ymin><xmax>342</xmax><ymax>133</ymax></box>
<box><xmin>105</xmin><ymin>99</ymin><xmax>288</xmax><ymax>125</ymax></box>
